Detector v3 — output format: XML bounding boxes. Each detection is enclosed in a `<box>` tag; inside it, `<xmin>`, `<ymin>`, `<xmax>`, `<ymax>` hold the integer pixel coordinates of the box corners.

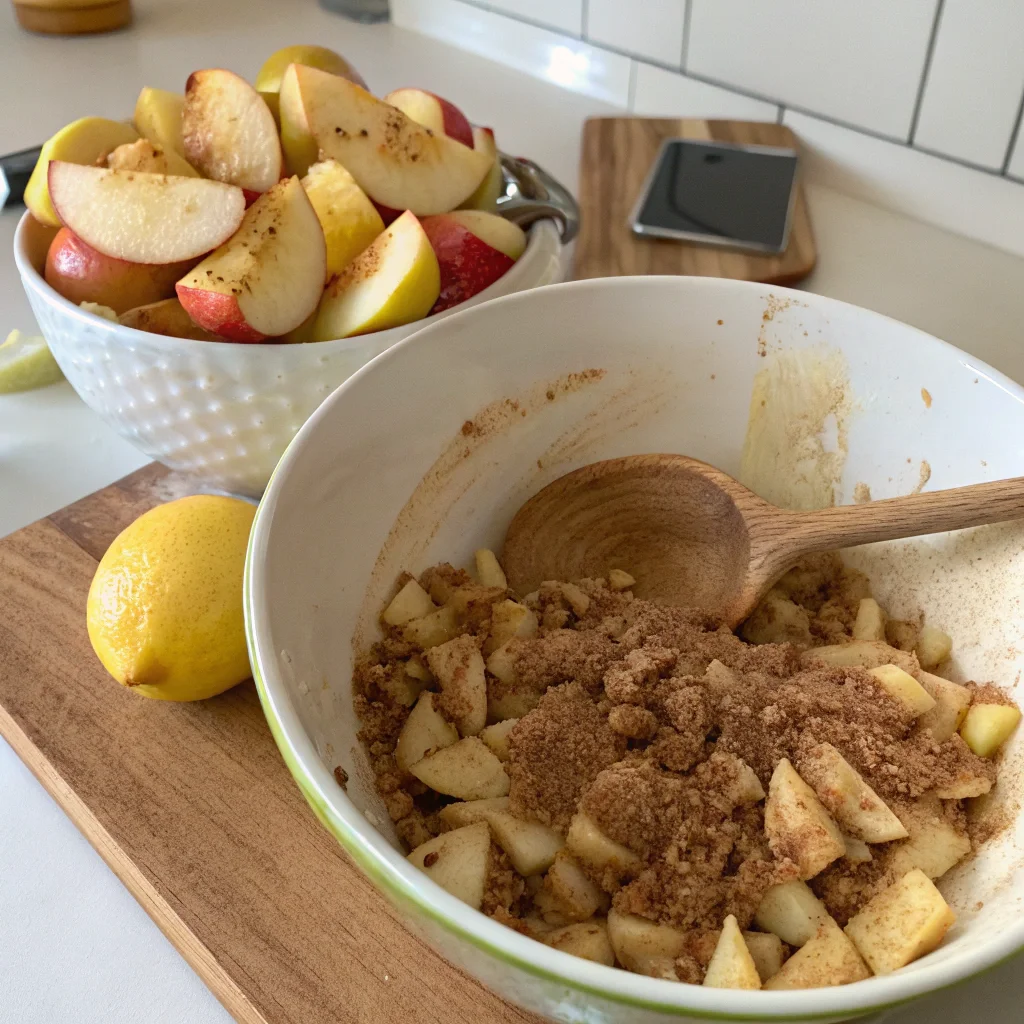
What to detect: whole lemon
<box><xmin>86</xmin><ymin>495</ymin><xmax>256</xmax><ymax>701</ymax></box>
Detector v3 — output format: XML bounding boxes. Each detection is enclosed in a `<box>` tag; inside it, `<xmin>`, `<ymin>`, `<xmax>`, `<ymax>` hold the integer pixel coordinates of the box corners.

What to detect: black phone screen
<box><xmin>632</xmin><ymin>140</ymin><xmax>798</xmax><ymax>252</ymax></box>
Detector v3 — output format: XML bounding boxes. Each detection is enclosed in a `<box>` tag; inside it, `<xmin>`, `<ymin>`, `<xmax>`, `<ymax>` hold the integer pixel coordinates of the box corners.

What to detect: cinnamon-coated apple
<box><xmin>301</xmin><ymin>159</ymin><xmax>384</xmax><ymax>279</ymax></box>
<box><xmin>311</xmin><ymin>210</ymin><xmax>439</xmax><ymax>340</ymax></box>
<box><xmin>176</xmin><ymin>176</ymin><xmax>326</xmax><ymax>342</ymax></box>
<box><xmin>107</xmin><ymin>139</ymin><xmax>198</xmax><ymax>178</ymax></box>
<box><xmin>182</xmin><ymin>69</ymin><xmax>282</xmax><ymax>194</ymax></box>
<box><xmin>45</xmin><ymin>228</ymin><xmax>194</xmax><ymax>315</ymax></box>
<box><xmin>291</xmin><ymin>65</ymin><xmax>491</xmax><ymax>214</ymax></box>
<box><xmin>119</xmin><ymin>298</ymin><xmax>221</xmax><ymax>340</ymax></box>
<box><xmin>256</xmin><ymin>44</ymin><xmax>365</xmax><ymax>123</ymax></box>
<box><xmin>459</xmin><ymin>126</ymin><xmax>503</xmax><ymax>212</ymax></box>
<box><xmin>133</xmin><ymin>88</ymin><xmax>187</xmax><ymax>157</ymax></box>
<box><xmin>383</xmin><ymin>87</ymin><xmax>473</xmax><ymax>148</ymax></box>
<box><xmin>48</xmin><ymin>162</ymin><xmax>246</xmax><ymax>264</ymax></box>
<box><xmin>420</xmin><ymin>210</ymin><xmax>525</xmax><ymax>313</ymax></box>
<box><xmin>25</xmin><ymin>117</ymin><xmax>140</xmax><ymax>227</ymax></box>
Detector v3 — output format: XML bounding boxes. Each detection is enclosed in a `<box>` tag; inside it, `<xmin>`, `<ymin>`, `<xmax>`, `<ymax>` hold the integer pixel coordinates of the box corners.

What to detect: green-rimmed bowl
<box><xmin>244</xmin><ymin>277</ymin><xmax>1024</xmax><ymax>1023</ymax></box>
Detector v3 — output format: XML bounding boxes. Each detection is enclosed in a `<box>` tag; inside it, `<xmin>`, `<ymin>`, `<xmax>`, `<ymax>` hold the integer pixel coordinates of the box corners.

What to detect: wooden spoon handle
<box><xmin>783</xmin><ymin>477</ymin><xmax>1024</xmax><ymax>557</ymax></box>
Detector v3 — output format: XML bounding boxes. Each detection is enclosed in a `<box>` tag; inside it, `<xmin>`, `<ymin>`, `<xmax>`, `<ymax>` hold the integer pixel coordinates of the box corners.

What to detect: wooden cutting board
<box><xmin>574</xmin><ymin>117</ymin><xmax>816</xmax><ymax>284</ymax></box>
<box><xmin>0</xmin><ymin>462</ymin><xmax>540</xmax><ymax>1024</ymax></box>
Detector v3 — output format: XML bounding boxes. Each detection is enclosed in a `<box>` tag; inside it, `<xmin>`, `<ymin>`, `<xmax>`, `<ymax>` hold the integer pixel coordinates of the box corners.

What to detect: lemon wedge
<box><xmin>0</xmin><ymin>330</ymin><xmax>64</xmax><ymax>394</ymax></box>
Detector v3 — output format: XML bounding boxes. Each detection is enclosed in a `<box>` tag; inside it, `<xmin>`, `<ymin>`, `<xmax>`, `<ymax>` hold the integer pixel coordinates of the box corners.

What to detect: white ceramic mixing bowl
<box><xmin>245</xmin><ymin>277</ymin><xmax>1024</xmax><ymax>1023</ymax></box>
<box><xmin>14</xmin><ymin>212</ymin><xmax>563</xmax><ymax>496</ymax></box>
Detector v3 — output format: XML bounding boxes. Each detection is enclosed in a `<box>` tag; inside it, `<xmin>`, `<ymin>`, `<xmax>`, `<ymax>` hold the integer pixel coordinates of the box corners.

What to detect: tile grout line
<box><xmin>776</xmin><ymin>104</ymin><xmax>785</xmax><ymax>126</ymax></box>
<box><xmin>626</xmin><ymin>59</ymin><xmax>638</xmax><ymax>111</ymax></box>
<box><xmin>1000</xmin><ymin>84</ymin><xmax>1024</xmax><ymax>175</ymax></box>
<box><xmin>680</xmin><ymin>0</ymin><xmax>693</xmax><ymax>71</ymax></box>
<box><xmin>907</xmin><ymin>0</ymin><xmax>945</xmax><ymax>145</ymax></box>
<box><xmin>580</xmin><ymin>0</ymin><xmax>588</xmax><ymax>40</ymax></box>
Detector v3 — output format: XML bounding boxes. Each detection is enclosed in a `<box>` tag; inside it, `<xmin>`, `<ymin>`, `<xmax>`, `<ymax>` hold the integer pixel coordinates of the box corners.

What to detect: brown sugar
<box><xmin>512</xmin><ymin>629</ymin><xmax>619</xmax><ymax>694</ymax></box>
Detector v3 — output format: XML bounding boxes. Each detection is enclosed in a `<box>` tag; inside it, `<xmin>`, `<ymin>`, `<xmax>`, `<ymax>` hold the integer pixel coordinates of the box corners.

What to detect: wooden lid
<box><xmin>14</xmin><ymin>0</ymin><xmax>132</xmax><ymax>35</ymax></box>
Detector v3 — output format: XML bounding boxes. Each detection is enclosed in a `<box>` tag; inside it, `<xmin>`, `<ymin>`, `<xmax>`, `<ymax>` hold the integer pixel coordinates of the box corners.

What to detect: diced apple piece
<box><xmin>426</xmin><ymin>634</ymin><xmax>487</xmax><ymax>736</ymax></box>
<box><xmin>485</xmin><ymin>600</ymin><xmax>538</xmax><ymax>655</ymax></box>
<box><xmin>133</xmin><ymin>88</ymin><xmax>187</xmax><ymax>157</ymax></box>
<box><xmin>545</xmin><ymin>851</ymin><xmax>606</xmax><ymax>922</ymax></box>
<box><xmin>916</xmin><ymin>625</ymin><xmax>952</xmax><ymax>669</ymax></box>
<box><xmin>702</xmin><ymin>915</ymin><xmax>761</xmax><ymax>989</ymax></box>
<box><xmin>182</xmin><ymin>69</ymin><xmax>282</xmax><ymax>193</ymax></box>
<box><xmin>480</xmin><ymin>718</ymin><xmax>518</xmax><ymax>761</ymax></box>
<box><xmin>395</xmin><ymin>691</ymin><xmax>459</xmax><ymax>773</ymax></box>
<box><xmin>762</xmin><ymin>919</ymin><xmax>870</xmax><ymax>990</ymax></box>
<box><xmin>845</xmin><ymin>869</ymin><xmax>955</xmax><ymax>975</ymax></box>
<box><xmin>312</xmin><ymin>210</ymin><xmax>439</xmax><ymax>340</ymax></box>
<box><xmin>608</xmin><ymin>568</ymin><xmax>636</xmax><ymax>591</ymax></box>
<box><xmin>765</xmin><ymin>759</ymin><xmax>845</xmax><ymax>878</ymax></box>
<box><xmin>383</xmin><ymin>87</ymin><xmax>474</xmax><ymax>147</ymax></box>
<box><xmin>804</xmin><ymin>641</ymin><xmax>919</xmax><ymax>674</ymax></box>
<box><xmin>474</xmin><ymin>548</ymin><xmax>508</xmax><ymax>589</ymax></box>
<box><xmin>119</xmin><ymin>298</ymin><xmax>221</xmax><ymax>340</ymax></box>
<box><xmin>723</xmin><ymin>755</ymin><xmax>766</xmax><ymax>805</ymax></box>
<box><xmin>485</xmin><ymin>641</ymin><xmax>519</xmax><ymax>688</ymax></box>
<box><xmin>482</xmin><ymin>809</ymin><xmax>564</xmax><ymax>876</ymax></box>
<box><xmin>405</xmin><ymin>657</ymin><xmax>433</xmax><ymax>683</ymax></box>
<box><xmin>446</xmin><ymin>584</ymin><xmax>506</xmax><ymax>619</ymax></box>
<box><xmin>292</xmin><ymin>65</ymin><xmax>492</xmax><ymax>214</ymax></box>
<box><xmin>176</xmin><ymin>177</ymin><xmax>326</xmax><ymax>342</ymax></box>
<box><xmin>438</xmin><ymin>796</ymin><xmax>509</xmax><ymax>829</ymax></box>
<box><xmin>607</xmin><ymin>909</ymin><xmax>688</xmax><ymax>974</ymax></box>
<box><xmin>935</xmin><ymin>772</ymin><xmax>992</xmax><ymax>800</ymax></box>
<box><xmin>704</xmin><ymin>659</ymin><xmax>742</xmax><ymax>697</ymax></box>
<box><xmin>887</xmin><ymin>796</ymin><xmax>971</xmax><ymax>880</ymax></box>
<box><xmin>869</xmin><ymin>665</ymin><xmax>936</xmax><ymax>717</ymax></box>
<box><xmin>383</xmin><ymin>579</ymin><xmax>437</xmax><ymax>626</ymax></box>
<box><xmin>407</xmin><ymin>821</ymin><xmax>491</xmax><ymax>910</ymax></box>
<box><xmin>410</xmin><ymin>737</ymin><xmax>510</xmax><ymax>800</ymax></box>
<box><xmin>542</xmin><ymin>920</ymin><xmax>615</xmax><ymax>966</ymax></box>
<box><xmin>558</xmin><ymin>582</ymin><xmax>591</xmax><ymax>617</ymax></box>
<box><xmin>381</xmin><ymin>666</ymin><xmax>425</xmax><ymax>708</ymax></box>
<box><xmin>402</xmin><ymin>604</ymin><xmax>459</xmax><ymax>650</ymax></box>
<box><xmin>565</xmin><ymin>812</ymin><xmax>642</xmax><ymax>885</ymax></box>
<box><xmin>916</xmin><ymin>672</ymin><xmax>971</xmax><ymax>741</ymax></box>
<box><xmin>487</xmin><ymin>689</ymin><xmax>538</xmax><ymax>724</ymax></box>
<box><xmin>960</xmin><ymin>704</ymin><xmax>1022</xmax><ymax>757</ymax></box>
<box><xmin>459</xmin><ymin>125</ymin><xmax>503</xmax><ymax>212</ymax></box>
<box><xmin>852</xmin><ymin>598</ymin><xmax>886</xmax><ymax>642</ymax></box>
<box><xmin>798</xmin><ymin>743</ymin><xmax>908</xmax><ymax>843</ymax></box>
<box><xmin>755</xmin><ymin>881</ymin><xmax>831</xmax><ymax>947</ymax></box>
<box><xmin>843</xmin><ymin>836</ymin><xmax>873</xmax><ymax>864</ymax></box>
<box><xmin>742</xmin><ymin>591</ymin><xmax>812</xmax><ymax>646</ymax></box>
<box><xmin>47</xmin><ymin>163</ymin><xmax>245</xmax><ymax>265</ymax></box>
<box><xmin>743</xmin><ymin>932</ymin><xmax>786</xmax><ymax>983</ymax></box>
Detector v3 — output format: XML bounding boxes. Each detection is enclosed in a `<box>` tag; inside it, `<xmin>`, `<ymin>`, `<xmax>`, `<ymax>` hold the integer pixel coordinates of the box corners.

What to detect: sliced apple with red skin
<box><xmin>311</xmin><ymin>210</ymin><xmax>439</xmax><ymax>340</ymax></box>
<box><xmin>460</xmin><ymin>127</ymin><xmax>503</xmax><ymax>212</ymax></box>
<box><xmin>421</xmin><ymin>210</ymin><xmax>525</xmax><ymax>313</ymax></box>
<box><xmin>292</xmin><ymin>64</ymin><xmax>492</xmax><ymax>214</ymax></box>
<box><xmin>176</xmin><ymin>176</ymin><xmax>326</xmax><ymax>343</ymax></box>
<box><xmin>48</xmin><ymin>162</ymin><xmax>246</xmax><ymax>264</ymax></box>
<box><xmin>256</xmin><ymin>44</ymin><xmax>366</xmax><ymax>123</ymax></box>
<box><xmin>182</xmin><ymin>69</ymin><xmax>282</xmax><ymax>194</ymax></box>
<box><xmin>44</xmin><ymin>228</ymin><xmax>195</xmax><ymax>315</ymax></box>
<box><xmin>383</xmin><ymin>87</ymin><xmax>474</xmax><ymax>148</ymax></box>
<box><xmin>119</xmin><ymin>298</ymin><xmax>221</xmax><ymax>341</ymax></box>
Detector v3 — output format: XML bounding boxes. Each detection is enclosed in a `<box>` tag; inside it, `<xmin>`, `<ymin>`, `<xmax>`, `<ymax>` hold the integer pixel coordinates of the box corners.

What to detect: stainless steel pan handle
<box><xmin>496</xmin><ymin>153</ymin><xmax>579</xmax><ymax>244</ymax></box>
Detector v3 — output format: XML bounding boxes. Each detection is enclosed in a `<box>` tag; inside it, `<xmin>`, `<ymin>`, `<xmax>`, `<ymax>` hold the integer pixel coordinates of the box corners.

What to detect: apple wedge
<box><xmin>48</xmin><ymin>163</ymin><xmax>245</xmax><ymax>264</ymax></box>
<box><xmin>395</xmin><ymin>691</ymin><xmax>459</xmax><ymax>774</ymax></box>
<box><xmin>755</xmin><ymin>880</ymin><xmax>831</xmax><ymax>947</ymax></box>
<box><xmin>460</xmin><ymin>126</ymin><xmax>504</xmax><ymax>212</ymax></box>
<box><xmin>119</xmin><ymin>299</ymin><xmax>221</xmax><ymax>340</ymax></box>
<box><xmin>26</xmin><ymin>117</ymin><xmax>140</xmax><ymax>227</ymax></box>
<box><xmin>409</xmin><ymin>736</ymin><xmax>510</xmax><ymax>800</ymax></box>
<box><xmin>256</xmin><ymin>44</ymin><xmax>366</xmax><ymax>123</ymax></box>
<box><xmin>182</xmin><ymin>69</ymin><xmax>283</xmax><ymax>194</ymax></box>
<box><xmin>407</xmin><ymin>821</ymin><xmax>491</xmax><ymax>910</ymax></box>
<box><xmin>292</xmin><ymin>64</ymin><xmax>492</xmax><ymax>214</ymax></box>
<box><xmin>482</xmin><ymin>808</ymin><xmax>564</xmax><ymax>876</ymax></box>
<box><xmin>545</xmin><ymin>850</ymin><xmax>606</xmax><ymax>922</ymax></box>
<box><xmin>176</xmin><ymin>176</ymin><xmax>326</xmax><ymax>342</ymax></box>
<box><xmin>542</xmin><ymin>921</ymin><xmax>615</xmax><ymax>966</ymax></box>
<box><xmin>311</xmin><ymin>210</ymin><xmax>439</xmax><ymax>340</ymax></box>
<box><xmin>425</xmin><ymin>634</ymin><xmax>487</xmax><ymax>737</ymax></box>
<box><xmin>703</xmin><ymin>915</ymin><xmax>761</xmax><ymax>989</ymax></box>
<box><xmin>383</xmin><ymin>87</ymin><xmax>474</xmax><ymax>148</ymax></box>
<box><xmin>133</xmin><ymin>87</ymin><xmax>187</xmax><ymax>157</ymax></box>
<box><xmin>762</xmin><ymin>919</ymin><xmax>870</xmax><ymax>990</ymax></box>
<box><xmin>607</xmin><ymin>909</ymin><xmax>688</xmax><ymax>976</ymax></box>
<box><xmin>421</xmin><ymin>211</ymin><xmax>525</xmax><ymax>314</ymax></box>
<box><xmin>438</xmin><ymin>796</ymin><xmax>510</xmax><ymax>829</ymax></box>
<box><xmin>107</xmin><ymin>139</ymin><xmax>198</xmax><ymax>178</ymax></box>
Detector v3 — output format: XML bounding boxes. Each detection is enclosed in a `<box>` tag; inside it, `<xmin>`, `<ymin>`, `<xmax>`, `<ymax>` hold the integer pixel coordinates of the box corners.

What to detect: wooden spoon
<box><xmin>502</xmin><ymin>454</ymin><xmax>1024</xmax><ymax>628</ymax></box>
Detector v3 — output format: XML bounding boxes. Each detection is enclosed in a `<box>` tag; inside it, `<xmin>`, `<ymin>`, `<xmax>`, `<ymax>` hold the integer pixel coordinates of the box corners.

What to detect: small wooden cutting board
<box><xmin>574</xmin><ymin>117</ymin><xmax>816</xmax><ymax>285</ymax></box>
<box><xmin>0</xmin><ymin>463</ymin><xmax>541</xmax><ymax>1024</ymax></box>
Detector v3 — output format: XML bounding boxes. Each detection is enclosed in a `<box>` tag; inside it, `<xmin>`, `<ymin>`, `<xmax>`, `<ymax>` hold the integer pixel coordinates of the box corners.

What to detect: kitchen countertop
<box><xmin>1</xmin><ymin>1</ymin><xmax>1023</xmax><ymax>1021</ymax></box>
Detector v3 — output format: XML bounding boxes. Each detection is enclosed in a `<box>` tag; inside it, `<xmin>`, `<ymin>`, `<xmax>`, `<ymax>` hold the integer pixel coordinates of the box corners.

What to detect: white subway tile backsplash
<box><xmin>391</xmin><ymin>0</ymin><xmax>631</xmax><ymax>106</ymax></box>
<box><xmin>633</xmin><ymin>63</ymin><xmax>779</xmax><ymax>121</ymax></box>
<box><xmin>785</xmin><ymin>109</ymin><xmax>1024</xmax><ymax>259</ymax></box>
<box><xmin>687</xmin><ymin>0</ymin><xmax>938</xmax><ymax>139</ymax></box>
<box><xmin>586</xmin><ymin>0</ymin><xmax>685</xmax><ymax>68</ymax></box>
<box><xmin>913</xmin><ymin>0</ymin><xmax>1024</xmax><ymax>170</ymax></box>
<box><xmin>486</xmin><ymin>0</ymin><xmax>582</xmax><ymax>37</ymax></box>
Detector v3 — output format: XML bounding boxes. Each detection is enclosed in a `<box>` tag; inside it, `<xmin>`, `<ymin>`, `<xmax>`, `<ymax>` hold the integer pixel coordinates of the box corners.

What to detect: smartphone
<box><xmin>630</xmin><ymin>138</ymin><xmax>799</xmax><ymax>254</ymax></box>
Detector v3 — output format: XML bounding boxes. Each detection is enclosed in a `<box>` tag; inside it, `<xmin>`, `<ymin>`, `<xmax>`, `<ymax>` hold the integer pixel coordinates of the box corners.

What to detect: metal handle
<box><xmin>0</xmin><ymin>145</ymin><xmax>42</xmax><ymax>209</ymax></box>
<box><xmin>496</xmin><ymin>153</ymin><xmax>579</xmax><ymax>244</ymax></box>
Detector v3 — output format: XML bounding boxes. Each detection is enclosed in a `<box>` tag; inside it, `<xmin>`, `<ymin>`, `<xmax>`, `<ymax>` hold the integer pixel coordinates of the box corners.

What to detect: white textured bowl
<box><xmin>246</xmin><ymin>278</ymin><xmax>1024</xmax><ymax>1023</ymax></box>
<box><xmin>14</xmin><ymin>212</ymin><xmax>563</xmax><ymax>496</ymax></box>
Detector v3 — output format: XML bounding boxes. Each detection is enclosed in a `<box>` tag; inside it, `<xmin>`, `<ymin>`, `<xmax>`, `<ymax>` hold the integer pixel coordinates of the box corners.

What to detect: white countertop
<box><xmin>1</xmin><ymin>1</ymin><xmax>1023</xmax><ymax>1020</ymax></box>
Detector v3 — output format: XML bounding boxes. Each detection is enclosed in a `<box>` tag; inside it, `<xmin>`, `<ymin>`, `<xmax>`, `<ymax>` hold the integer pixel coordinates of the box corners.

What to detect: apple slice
<box><xmin>26</xmin><ymin>117</ymin><xmax>140</xmax><ymax>227</ymax></box>
<box><xmin>407</xmin><ymin>821</ymin><xmax>491</xmax><ymax>910</ymax></box>
<box><xmin>395</xmin><ymin>691</ymin><xmax>459</xmax><ymax>774</ymax></box>
<box><xmin>182</xmin><ymin>69</ymin><xmax>283</xmax><ymax>193</ymax></box>
<box><xmin>133</xmin><ymin>87</ymin><xmax>187</xmax><ymax>157</ymax></box>
<box><xmin>48</xmin><ymin>163</ymin><xmax>245</xmax><ymax>264</ymax></box>
<box><xmin>460</xmin><ymin>126</ymin><xmax>504</xmax><ymax>212</ymax></box>
<box><xmin>703</xmin><ymin>915</ymin><xmax>761</xmax><ymax>989</ymax></box>
<box><xmin>176</xmin><ymin>176</ymin><xmax>326</xmax><ymax>342</ymax></box>
<box><xmin>421</xmin><ymin>211</ymin><xmax>524</xmax><ymax>314</ymax></box>
<box><xmin>119</xmin><ymin>298</ymin><xmax>220</xmax><ymax>340</ymax></box>
<box><xmin>256</xmin><ymin>44</ymin><xmax>366</xmax><ymax>122</ymax></box>
<box><xmin>311</xmin><ymin>210</ymin><xmax>439</xmax><ymax>341</ymax></box>
<box><xmin>409</xmin><ymin>736</ymin><xmax>510</xmax><ymax>800</ymax></box>
<box><xmin>292</xmin><ymin>64</ymin><xmax>492</xmax><ymax>214</ymax></box>
<box><xmin>383</xmin><ymin>87</ymin><xmax>474</xmax><ymax>148</ymax></box>
<box><xmin>45</xmin><ymin>228</ymin><xmax>194</xmax><ymax>315</ymax></box>
<box><xmin>542</xmin><ymin>921</ymin><xmax>615</xmax><ymax>966</ymax></box>
<box><xmin>302</xmin><ymin>160</ymin><xmax>384</xmax><ymax>279</ymax></box>
<box><xmin>107</xmin><ymin>139</ymin><xmax>198</xmax><ymax>178</ymax></box>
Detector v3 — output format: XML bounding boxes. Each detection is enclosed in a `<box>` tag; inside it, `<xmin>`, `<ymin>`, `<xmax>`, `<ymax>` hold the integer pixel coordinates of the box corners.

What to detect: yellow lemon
<box><xmin>86</xmin><ymin>495</ymin><xmax>256</xmax><ymax>701</ymax></box>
